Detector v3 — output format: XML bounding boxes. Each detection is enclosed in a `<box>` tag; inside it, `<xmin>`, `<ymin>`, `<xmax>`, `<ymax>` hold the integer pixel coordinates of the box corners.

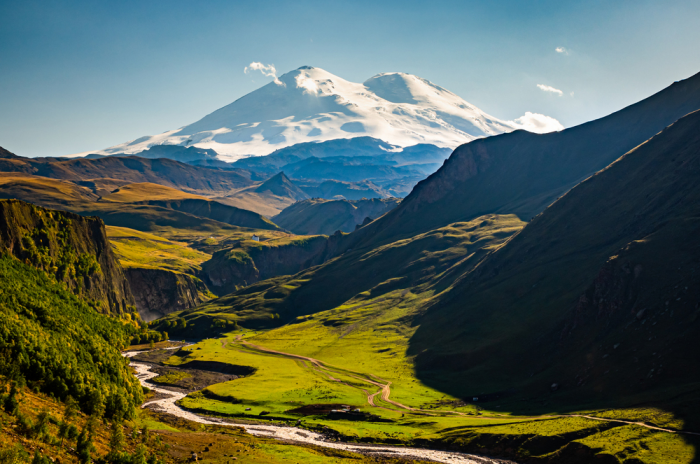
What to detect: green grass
<box><xmin>107</xmin><ymin>225</ymin><xmax>211</xmax><ymax>273</ymax></box>
<box><xmin>152</xmin><ymin>370</ymin><xmax>193</xmax><ymax>386</ymax></box>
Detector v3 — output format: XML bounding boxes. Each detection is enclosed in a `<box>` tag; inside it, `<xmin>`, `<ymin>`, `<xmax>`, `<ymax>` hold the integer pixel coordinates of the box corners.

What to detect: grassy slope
<box><xmin>99</xmin><ymin>182</ymin><xmax>208</xmax><ymax>202</ymax></box>
<box><xmin>106</xmin><ymin>226</ymin><xmax>211</xmax><ymax>274</ymax></box>
<box><xmin>0</xmin><ymin>154</ymin><xmax>255</xmax><ymax>196</ymax></box>
<box><xmin>0</xmin><ymin>174</ymin><xmax>99</xmax><ymax>208</ymax></box>
<box><xmin>404</xmin><ymin>110</ymin><xmax>700</xmax><ymax>422</ymax></box>
<box><xmin>163</xmin><ymin>214</ymin><xmax>524</xmax><ymax>332</ymax></box>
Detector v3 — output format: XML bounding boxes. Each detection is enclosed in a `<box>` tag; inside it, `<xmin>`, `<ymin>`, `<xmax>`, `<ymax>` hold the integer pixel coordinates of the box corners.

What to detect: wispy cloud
<box><xmin>244</xmin><ymin>62</ymin><xmax>284</xmax><ymax>86</ymax></box>
<box><xmin>295</xmin><ymin>73</ymin><xmax>319</xmax><ymax>95</ymax></box>
<box><xmin>509</xmin><ymin>112</ymin><xmax>564</xmax><ymax>133</ymax></box>
<box><xmin>537</xmin><ymin>84</ymin><xmax>563</xmax><ymax>96</ymax></box>
<box><xmin>555</xmin><ymin>46</ymin><xmax>569</xmax><ymax>55</ymax></box>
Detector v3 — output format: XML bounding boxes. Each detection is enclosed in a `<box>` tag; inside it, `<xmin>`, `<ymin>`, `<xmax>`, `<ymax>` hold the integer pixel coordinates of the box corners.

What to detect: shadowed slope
<box><xmin>355</xmin><ymin>71</ymin><xmax>700</xmax><ymax>247</ymax></box>
<box><xmin>273</xmin><ymin>197</ymin><xmax>401</xmax><ymax>235</ymax></box>
<box><xmin>409</xmin><ymin>110</ymin><xmax>700</xmax><ymax>430</ymax></box>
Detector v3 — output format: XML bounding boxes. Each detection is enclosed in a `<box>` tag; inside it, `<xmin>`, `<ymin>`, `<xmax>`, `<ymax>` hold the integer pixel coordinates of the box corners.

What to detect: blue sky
<box><xmin>1</xmin><ymin>0</ymin><xmax>699</xmax><ymax>157</ymax></box>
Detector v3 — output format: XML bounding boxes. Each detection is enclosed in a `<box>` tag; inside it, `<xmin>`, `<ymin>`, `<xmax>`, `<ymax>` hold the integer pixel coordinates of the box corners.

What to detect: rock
<box><xmin>550</xmin><ymin>383</ymin><xmax>559</xmax><ymax>391</ymax></box>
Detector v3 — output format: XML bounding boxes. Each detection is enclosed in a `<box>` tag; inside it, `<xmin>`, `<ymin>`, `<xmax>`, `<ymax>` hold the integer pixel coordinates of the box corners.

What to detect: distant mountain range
<box><xmin>82</xmin><ymin>66</ymin><xmax>563</xmax><ymax>161</ymax></box>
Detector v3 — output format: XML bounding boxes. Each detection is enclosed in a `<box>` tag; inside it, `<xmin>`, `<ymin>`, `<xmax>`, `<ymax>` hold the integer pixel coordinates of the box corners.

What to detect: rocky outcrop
<box><xmin>201</xmin><ymin>235</ymin><xmax>343</xmax><ymax>296</ymax></box>
<box><xmin>124</xmin><ymin>268</ymin><xmax>210</xmax><ymax>322</ymax></box>
<box><xmin>0</xmin><ymin>199</ymin><xmax>135</xmax><ymax>315</ymax></box>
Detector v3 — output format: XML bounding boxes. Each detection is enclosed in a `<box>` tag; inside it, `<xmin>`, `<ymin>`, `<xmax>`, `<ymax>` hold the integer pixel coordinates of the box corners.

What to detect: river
<box><xmin>124</xmin><ymin>349</ymin><xmax>510</xmax><ymax>464</ymax></box>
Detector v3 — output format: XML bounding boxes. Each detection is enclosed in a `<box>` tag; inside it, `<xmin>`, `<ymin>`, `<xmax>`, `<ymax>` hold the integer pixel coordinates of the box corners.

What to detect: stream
<box><xmin>124</xmin><ymin>349</ymin><xmax>510</xmax><ymax>464</ymax></box>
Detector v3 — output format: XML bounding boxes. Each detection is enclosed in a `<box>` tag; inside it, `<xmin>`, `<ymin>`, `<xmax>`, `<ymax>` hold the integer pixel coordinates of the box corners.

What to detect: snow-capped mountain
<box><xmin>91</xmin><ymin>67</ymin><xmax>563</xmax><ymax>162</ymax></box>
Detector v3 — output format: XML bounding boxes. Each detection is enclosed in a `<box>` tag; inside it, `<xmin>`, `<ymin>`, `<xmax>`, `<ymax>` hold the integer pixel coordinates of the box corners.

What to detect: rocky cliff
<box><xmin>0</xmin><ymin>199</ymin><xmax>135</xmax><ymax>315</ymax></box>
<box><xmin>201</xmin><ymin>235</ymin><xmax>342</xmax><ymax>296</ymax></box>
<box><xmin>124</xmin><ymin>268</ymin><xmax>210</xmax><ymax>322</ymax></box>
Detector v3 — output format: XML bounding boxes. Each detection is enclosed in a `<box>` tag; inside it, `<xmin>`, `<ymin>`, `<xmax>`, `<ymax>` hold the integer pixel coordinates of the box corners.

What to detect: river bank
<box><xmin>123</xmin><ymin>348</ymin><xmax>513</xmax><ymax>464</ymax></box>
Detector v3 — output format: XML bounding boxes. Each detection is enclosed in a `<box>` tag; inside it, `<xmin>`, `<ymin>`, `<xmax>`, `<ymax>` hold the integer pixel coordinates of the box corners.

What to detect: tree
<box><xmin>58</xmin><ymin>421</ymin><xmax>70</xmax><ymax>448</ymax></box>
<box><xmin>76</xmin><ymin>427</ymin><xmax>94</xmax><ymax>464</ymax></box>
<box><xmin>64</xmin><ymin>395</ymin><xmax>79</xmax><ymax>422</ymax></box>
<box><xmin>132</xmin><ymin>444</ymin><xmax>147</xmax><ymax>464</ymax></box>
<box><xmin>85</xmin><ymin>389</ymin><xmax>104</xmax><ymax>417</ymax></box>
<box><xmin>141</xmin><ymin>425</ymin><xmax>150</xmax><ymax>444</ymax></box>
<box><xmin>2</xmin><ymin>382</ymin><xmax>19</xmax><ymax>414</ymax></box>
<box><xmin>108</xmin><ymin>421</ymin><xmax>125</xmax><ymax>461</ymax></box>
<box><xmin>32</xmin><ymin>410</ymin><xmax>51</xmax><ymax>441</ymax></box>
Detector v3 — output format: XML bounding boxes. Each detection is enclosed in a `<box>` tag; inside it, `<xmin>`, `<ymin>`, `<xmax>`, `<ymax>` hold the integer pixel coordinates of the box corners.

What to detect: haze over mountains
<box><xmin>84</xmin><ymin>66</ymin><xmax>563</xmax><ymax>161</ymax></box>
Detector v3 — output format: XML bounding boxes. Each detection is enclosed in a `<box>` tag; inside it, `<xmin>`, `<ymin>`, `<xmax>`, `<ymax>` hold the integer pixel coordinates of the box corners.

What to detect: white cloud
<box><xmin>295</xmin><ymin>73</ymin><xmax>319</xmax><ymax>95</ymax></box>
<box><xmin>537</xmin><ymin>84</ymin><xmax>563</xmax><ymax>96</ymax></box>
<box><xmin>244</xmin><ymin>62</ymin><xmax>284</xmax><ymax>86</ymax></box>
<box><xmin>509</xmin><ymin>112</ymin><xmax>564</xmax><ymax>134</ymax></box>
<box><xmin>555</xmin><ymin>46</ymin><xmax>569</xmax><ymax>54</ymax></box>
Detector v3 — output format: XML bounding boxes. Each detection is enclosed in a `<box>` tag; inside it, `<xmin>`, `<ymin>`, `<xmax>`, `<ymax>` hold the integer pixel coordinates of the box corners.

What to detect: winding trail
<box><xmin>123</xmin><ymin>348</ymin><xmax>506</xmax><ymax>464</ymax></box>
<box><xmin>233</xmin><ymin>337</ymin><xmax>700</xmax><ymax>436</ymax></box>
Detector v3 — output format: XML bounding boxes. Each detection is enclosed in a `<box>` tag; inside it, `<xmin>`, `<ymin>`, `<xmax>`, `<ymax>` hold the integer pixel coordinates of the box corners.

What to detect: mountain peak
<box><xmin>90</xmin><ymin>67</ymin><xmax>563</xmax><ymax>161</ymax></box>
<box><xmin>255</xmin><ymin>172</ymin><xmax>309</xmax><ymax>201</ymax></box>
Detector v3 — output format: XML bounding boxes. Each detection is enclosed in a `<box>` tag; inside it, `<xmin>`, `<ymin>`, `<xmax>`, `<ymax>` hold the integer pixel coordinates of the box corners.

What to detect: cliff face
<box><xmin>0</xmin><ymin>199</ymin><xmax>135</xmax><ymax>315</ymax></box>
<box><xmin>124</xmin><ymin>268</ymin><xmax>210</xmax><ymax>322</ymax></box>
<box><xmin>201</xmin><ymin>235</ymin><xmax>333</xmax><ymax>296</ymax></box>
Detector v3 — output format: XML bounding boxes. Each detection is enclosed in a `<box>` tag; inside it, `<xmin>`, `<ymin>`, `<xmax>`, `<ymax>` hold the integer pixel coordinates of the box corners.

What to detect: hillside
<box><xmin>99</xmin><ymin>182</ymin><xmax>208</xmax><ymax>202</ymax></box>
<box><xmin>0</xmin><ymin>174</ymin><xmax>100</xmax><ymax>208</ymax></box>
<box><xmin>355</xmin><ymin>70</ymin><xmax>700</xmax><ymax>247</ymax></box>
<box><xmin>0</xmin><ymin>254</ymin><xmax>144</xmax><ymax>416</ymax></box>
<box><xmin>215</xmin><ymin>172</ymin><xmax>309</xmax><ymax>217</ymax></box>
<box><xmin>297</xmin><ymin>179</ymin><xmax>391</xmax><ymax>200</ymax></box>
<box><xmin>273</xmin><ymin>197</ymin><xmax>401</xmax><ymax>235</ymax></box>
<box><xmin>0</xmin><ymin>151</ymin><xmax>255</xmax><ymax>196</ymax></box>
<box><xmin>199</xmin><ymin>234</ymin><xmax>334</xmax><ymax>296</ymax></box>
<box><xmin>406</xmin><ymin>109</ymin><xmax>700</xmax><ymax>423</ymax></box>
<box><xmin>0</xmin><ymin>199</ymin><xmax>135</xmax><ymax>315</ymax></box>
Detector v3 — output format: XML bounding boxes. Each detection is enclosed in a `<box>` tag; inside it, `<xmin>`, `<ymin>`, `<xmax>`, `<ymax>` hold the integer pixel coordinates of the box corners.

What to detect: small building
<box><xmin>252</xmin><ymin>234</ymin><xmax>260</xmax><ymax>241</ymax></box>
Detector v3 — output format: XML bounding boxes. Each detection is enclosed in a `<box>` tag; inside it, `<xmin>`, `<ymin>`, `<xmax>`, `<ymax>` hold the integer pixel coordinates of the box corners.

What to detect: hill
<box><xmin>0</xmin><ymin>174</ymin><xmax>100</xmax><ymax>208</ymax></box>
<box><xmin>354</xmin><ymin>70</ymin><xmax>700</xmax><ymax>247</ymax></box>
<box><xmin>0</xmin><ymin>151</ymin><xmax>255</xmax><ymax>196</ymax></box>
<box><xmin>273</xmin><ymin>197</ymin><xmax>401</xmax><ymax>235</ymax></box>
<box><xmin>99</xmin><ymin>182</ymin><xmax>208</xmax><ymax>202</ymax></box>
<box><xmin>0</xmin><ymin>199</ymin><xmax>135</xmax><ymax>315</ymax></box>
<box><xmin>297</xmin><ymin>179</ymin><xmax>391</xmax><ymax>200</ymax></box>
<box><xmin>214</xmin><ymin>172</ymin><xmax>309</xmax><ymax>217</ymax></box>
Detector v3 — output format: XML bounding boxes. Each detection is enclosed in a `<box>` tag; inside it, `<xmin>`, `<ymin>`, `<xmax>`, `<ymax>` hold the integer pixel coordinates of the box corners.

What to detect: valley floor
<box><xmin>130</xmin><ymin>338</ymin><xmax>699</xmax><ymax>464</ymax></box>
